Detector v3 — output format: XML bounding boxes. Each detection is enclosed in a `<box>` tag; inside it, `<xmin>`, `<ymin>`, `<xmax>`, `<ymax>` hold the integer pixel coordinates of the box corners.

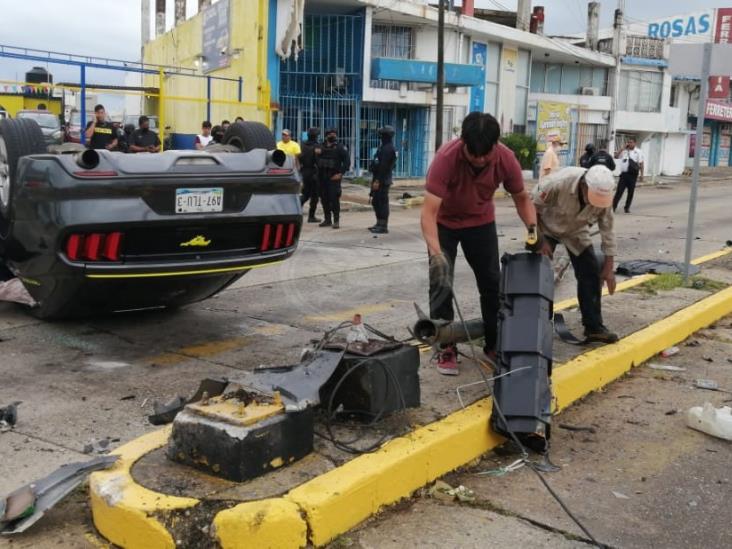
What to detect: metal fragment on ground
<box><xmin>1</xmin><ymin>456</ymin><xmax>118</xmax><ymax>534</ymax></box>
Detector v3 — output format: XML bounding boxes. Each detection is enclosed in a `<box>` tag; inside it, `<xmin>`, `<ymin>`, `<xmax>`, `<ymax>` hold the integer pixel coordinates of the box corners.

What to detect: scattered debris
<box><xmin>82</xmin><ymin>438</ymin><xmax>111</xmax><ymax>455</ymax></box>
<box><xmin>558</xmin><ymin>423</ymin><xmax>597</xmax><ymax>434</ymax></box>
<box><xmin>611</xmin><ymin>491</ymin><xmax>630</xmax><ymax>500</ymax></box>
<box><xmin>0</xmin><ymin>278</ymin><xmax>37</xmax><ymax>307</ymax></box>
<box><xmin>648</xmin><ymin>363</ymin><xmax>686</xmax><ymax>372</ymax></box>
<box><xmin>685</xmin><ymin>340</ymin><xmax>702</xmax><ymax>348</ymax></box>
<box><xmin>616</xmin><ymin>259</ymin><xmax>700</xmax><ymax>277</ymax></box>
<box><xmin>427</xmin><ymin>480</ymin><xmax>476</xmax><ymax>502</ymax></box>
<box><xmin>702</xmin><ymin>356</ymin><xmax>714</xmax><ymax>363</ymax></box>
<box><xmin>119</xmin><ymin>395</ymin><xmax>136</xmax><ymax>401</ymax></box>
<box><xmin>687</xmin><ymin>403</ymin><xmax>732</xmax><ymax>441</ymax></box>
<box><xmin>148</xmin><ymin>377</ymin><xmax>229</xmax><ymax>425</ymax></box>
<box><xmin>665</xmin><ymin>409</ymin><xmax>679</xmax><ymax>416</ymax></box>
<box><xmin>694</xmin><ymin>379</ymin><xmax>732</xmax><ymax>393</ymax></box>
<box><xmin>0</xmin><ymin>456</ymin><xmax>118</xmax><ymax>534</ymax></box>
<box><xmin>660</xmin><ymin>346</ymin><xmax>680</xmax><ymax>358</ymax></box>
<box><xmin>0</xmin><ymin>402</ymin><xmax>20</xmax><ymax>432</ymax></box>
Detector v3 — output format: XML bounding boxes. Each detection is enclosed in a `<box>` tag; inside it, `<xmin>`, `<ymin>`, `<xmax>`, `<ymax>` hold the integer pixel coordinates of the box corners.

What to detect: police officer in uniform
<box><xmin>369</xmin><ymin>125</ymin><xmax>397</xmax><ymax>234</ymax></box>
<box><xmin>317</xmin><ymin>128</ymin><xmax>350</xmax><ymax>229</ymax></box>
<box><xmin>299</xmin><ymin>127</ymin><xmax>322</xmax><ymax>223</ymax></box>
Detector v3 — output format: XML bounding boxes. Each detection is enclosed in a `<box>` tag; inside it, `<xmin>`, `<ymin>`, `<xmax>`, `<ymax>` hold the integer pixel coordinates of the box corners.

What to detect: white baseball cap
<box><xmin>584</xmin><ymin>165</ymin><xmax>615</xmax><ymax>208</ymax></box>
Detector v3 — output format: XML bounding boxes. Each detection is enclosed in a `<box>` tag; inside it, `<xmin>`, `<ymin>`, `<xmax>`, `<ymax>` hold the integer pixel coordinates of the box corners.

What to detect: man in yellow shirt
<box><xmin>277</xmin><ymin>129</ymin><xmax>301</xmax><ymax>159</ymax></box>
<box><xmin>540</xmin><ymin>134</ymin><xmax>564</xmax><ymax>179</ymax></box>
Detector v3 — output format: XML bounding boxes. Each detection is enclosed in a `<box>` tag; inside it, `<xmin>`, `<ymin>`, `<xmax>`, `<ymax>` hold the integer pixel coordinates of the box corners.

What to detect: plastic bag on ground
<box><xmin>686</xmin><ymin>402</ymin><xmax>732</xmax><ymax>441</ymax></box>
<box><xmin>0</xmin><ymin>279</ymin><xmax>36</xmax><ymax>307</ymax></box>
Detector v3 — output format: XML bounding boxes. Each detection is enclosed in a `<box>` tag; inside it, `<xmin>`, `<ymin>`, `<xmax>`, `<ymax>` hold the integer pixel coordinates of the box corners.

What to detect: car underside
<box><xmin>0</xmin><ymin>118</ymin><xmax>301</xmax><ymax>319</ymax></box>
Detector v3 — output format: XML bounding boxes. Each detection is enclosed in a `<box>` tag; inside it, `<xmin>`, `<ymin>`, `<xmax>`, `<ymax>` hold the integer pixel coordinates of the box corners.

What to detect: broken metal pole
<box><xmin>413</xmin><ymin>317</ymin><xmax>484</xmax><ymax>346</ymax></box>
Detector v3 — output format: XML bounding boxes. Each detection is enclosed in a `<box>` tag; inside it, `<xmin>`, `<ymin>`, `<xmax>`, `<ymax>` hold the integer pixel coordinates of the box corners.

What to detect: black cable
<box><xmin>313</xmin><ymin>344</ymin><xmax>410</xmax><ymax>454</ymax></box>
<box><xmin>449</xmin><ymin>284</ymin><xmax>605</xmax><ymax>548</ymax></box>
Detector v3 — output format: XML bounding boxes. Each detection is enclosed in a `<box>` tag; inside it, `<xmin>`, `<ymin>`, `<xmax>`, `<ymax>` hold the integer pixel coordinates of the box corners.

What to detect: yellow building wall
<box><xmin>143</xmin><ymin>0</ymin><xmax>269</xmax><ymax>135</ymax></box>
<box><xmin>0</xmin><ymin>95</ymin><xmax>62</xmax><ymax>117</ymax></box>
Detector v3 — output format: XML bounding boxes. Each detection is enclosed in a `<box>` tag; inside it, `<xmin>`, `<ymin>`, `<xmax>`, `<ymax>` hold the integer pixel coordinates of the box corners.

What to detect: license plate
<box><xmin>175</xmin><ymin>187</ymin><xmax>223</xmax><ymax>213</ymax></box>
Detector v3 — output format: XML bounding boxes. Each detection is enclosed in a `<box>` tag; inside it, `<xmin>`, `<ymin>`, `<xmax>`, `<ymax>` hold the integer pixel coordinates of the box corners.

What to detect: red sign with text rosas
<box><xmin>715</xmin><ymin>8</ymin><xmax>732</xmax><ymax>43</ymax></box>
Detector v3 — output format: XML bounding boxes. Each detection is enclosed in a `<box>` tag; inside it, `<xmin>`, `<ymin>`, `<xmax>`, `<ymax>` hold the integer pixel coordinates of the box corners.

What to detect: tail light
<box><xmin>65</xmin><ymin>231</ymin><xmax>124</xmax><ymax>262</ymax></box>
<box><xmin>260</xmin><ymin>223</ymin><xmax>298</xmax><ymax>252</ymax></box>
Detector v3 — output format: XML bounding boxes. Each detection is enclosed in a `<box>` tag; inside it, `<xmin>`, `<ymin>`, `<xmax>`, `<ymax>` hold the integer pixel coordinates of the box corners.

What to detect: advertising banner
<box><xmin>536</xmin><ymin>101</ymin><xmax>571</xmax><ymax>152</ymax></box>
<box><xmin>469</xmin><ymin>42</ymin><xmax>487</xmax><ymax>114</ymax></box>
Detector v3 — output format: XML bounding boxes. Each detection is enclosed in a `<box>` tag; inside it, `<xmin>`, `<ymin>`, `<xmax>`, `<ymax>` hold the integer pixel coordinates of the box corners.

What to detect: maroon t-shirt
<box><xmin>425</xmin><ymin>138</ymin><xmax>525</xmax><ymax>229</ymax></box>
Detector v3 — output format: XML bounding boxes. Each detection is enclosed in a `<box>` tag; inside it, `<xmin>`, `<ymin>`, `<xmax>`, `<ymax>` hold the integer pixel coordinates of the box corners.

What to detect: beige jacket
<box><xmin>532</xmin><ymin>167</ymin><xmax>616</xmax><ymax>257</ymax></box>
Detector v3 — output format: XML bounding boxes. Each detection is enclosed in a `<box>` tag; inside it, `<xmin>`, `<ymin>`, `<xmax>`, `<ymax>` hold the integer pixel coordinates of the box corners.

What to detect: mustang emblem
<box><xmin>180</xmin><ymin>235</ymin><xmax>212</xmax><ymax>247</ymax></box>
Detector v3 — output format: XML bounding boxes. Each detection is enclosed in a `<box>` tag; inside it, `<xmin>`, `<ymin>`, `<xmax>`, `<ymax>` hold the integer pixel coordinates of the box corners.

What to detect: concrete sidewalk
<box><xmin>338</xmin><ymin>256</ymin><xmax>732</xmax><ymax>549</ymax></box>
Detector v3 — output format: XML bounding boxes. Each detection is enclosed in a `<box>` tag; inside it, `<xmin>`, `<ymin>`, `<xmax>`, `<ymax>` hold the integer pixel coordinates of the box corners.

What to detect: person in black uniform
<box><xmin>579</xmin><ymin>143</ymin><xmax>595</xmax><ymax>168</ymax></box>
<box><xmin>369</xmin><ymin>125</ymin><xmax>397</xmax><ymax>234</ymax></box>
<box><xmin>85</xmin><ymin>104</ymin><xmax>118</xmax><ymax>150</ymax></box>
<box><xmin>299</xmin><ymin>127</ymin><xmax>322</xmax><ymax>223</ymax></box>
<box><xmin>588</xmin><ymin>141</ymin><xmax>616</xmax><ymax>172</ymax></box>
<box><xmin>317</xmin><ymin>128</ymin><xmax>350</xmax><ymax>229</ymax></box>
<box><xmin>129</xmin><ymin>116</ymin><xmax>161</xmax><ymax>153</ymax></box>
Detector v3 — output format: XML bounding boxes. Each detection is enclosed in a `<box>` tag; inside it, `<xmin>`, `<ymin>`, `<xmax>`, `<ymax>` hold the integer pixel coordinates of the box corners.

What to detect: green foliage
<box><xmin>500</xmin><ymin>133</ymin><xmax>537</xmax><ymax>170</ymax></box>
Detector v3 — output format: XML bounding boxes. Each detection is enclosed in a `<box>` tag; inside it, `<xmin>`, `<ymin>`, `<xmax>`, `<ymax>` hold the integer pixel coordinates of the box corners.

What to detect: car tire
<box><xmin>0</xmin><ymin>118</ymin><xmax>46</xmax><ymax>239</ymax></box>
<box><xmin>223</xmin><ymin>121</ymin><xmax>276</xmax><ymax>151</ymax></box>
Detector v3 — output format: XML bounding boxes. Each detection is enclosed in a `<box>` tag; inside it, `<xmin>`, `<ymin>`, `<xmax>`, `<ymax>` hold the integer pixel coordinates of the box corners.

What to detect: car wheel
<box><xmin>223</xmin><ymin>121</ymin><xmax>276</xmax><ymax>151</ymax></box>
<box><xmin>0</xmin><ymin>118</ymin><xmax>46</xmax><ymax>238</ymax></box>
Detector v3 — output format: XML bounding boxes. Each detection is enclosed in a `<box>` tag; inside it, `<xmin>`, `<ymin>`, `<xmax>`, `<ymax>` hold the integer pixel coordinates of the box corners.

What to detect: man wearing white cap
<box><xmin>532</xmin><ymin>165</ymin><xmax>619</xmax><ymax>343</ymax></box>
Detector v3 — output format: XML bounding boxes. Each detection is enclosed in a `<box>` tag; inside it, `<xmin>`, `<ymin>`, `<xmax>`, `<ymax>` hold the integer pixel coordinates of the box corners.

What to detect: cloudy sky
<box><xmin>0</xmin><ymin>0</ymin><xmax>729</xmax><ymax>112</ymax></box>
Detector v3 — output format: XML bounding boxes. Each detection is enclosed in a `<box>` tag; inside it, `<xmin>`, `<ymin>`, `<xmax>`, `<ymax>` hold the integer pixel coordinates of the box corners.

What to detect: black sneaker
<box><xmin>319</xmin><ymin>219</ymin><xmax>332</xmax><ymax>227</ymax></box>
<box><xmin>369</xmin><ymin>225</ymin><xmax>388</xmax><ymax>234</ymax></box>
<box><xmin>332</xmin><ymin>221</ymin><xmax>340</xmax><ymax>229</ymax></box>
<box><xmin>308</xmin><ymin>216</ymin><xmax>322</xmax><ymax>223</ymax></box>
<box><xmin>624</xmin><ymin>209</ymin><xmax>631</xmax><ymax>214</ymax></box>
<box><xmin>584</xmin><ymin>326</ymin><xmax>619</xmax><ymax>344</ymax></box>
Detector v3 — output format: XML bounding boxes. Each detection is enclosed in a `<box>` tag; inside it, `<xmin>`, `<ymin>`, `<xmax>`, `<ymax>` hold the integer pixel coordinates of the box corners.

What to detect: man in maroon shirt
<box><xmin>421</xmin><ymin>112</ymin><xmax>538</xmax><ymax>375</ymax></box>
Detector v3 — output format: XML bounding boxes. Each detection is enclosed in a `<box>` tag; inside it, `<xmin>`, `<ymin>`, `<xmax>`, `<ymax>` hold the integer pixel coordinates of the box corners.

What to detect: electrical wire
<box><xmin>447</xmin><ymin>278</ymin><xmax>605</xmax><ymax>548</ymax></box>
<box><xmin>311</xmin><ymin>322</ymin><xmax>411</xmax><ymax>455</ymax></box>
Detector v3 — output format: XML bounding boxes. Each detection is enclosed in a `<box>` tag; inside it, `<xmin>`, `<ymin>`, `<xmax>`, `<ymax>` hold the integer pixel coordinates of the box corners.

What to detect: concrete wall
<box><xmin>662</xmin><ymin>132</ymin><xmax>689</xmax><ymax>175</ymax></box>
<box><xmin>143</xmin><ymin>0</ymin><xmax>268</xmax><ymax>135</ymax></box>
<box><xmin>362</xmin><ymin>12</ymin><xmax>468</xmax><ymax>107</ymax></box>
<box><xmin>498</xmin><ymin>46</ymin><xmax>517</xmax><ymax>130</ymax></box>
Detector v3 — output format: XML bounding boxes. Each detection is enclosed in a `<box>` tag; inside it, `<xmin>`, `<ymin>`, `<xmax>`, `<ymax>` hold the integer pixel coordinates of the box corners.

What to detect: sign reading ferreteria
<box><xmin>705</xmin><ymin>99</ymin><xmax>732</xmax><ymax>122</ymax></box>
<box><xmin>202</xmin><ymin>0</ymin><xmax>231</xmax><ymax>74</ymax></box>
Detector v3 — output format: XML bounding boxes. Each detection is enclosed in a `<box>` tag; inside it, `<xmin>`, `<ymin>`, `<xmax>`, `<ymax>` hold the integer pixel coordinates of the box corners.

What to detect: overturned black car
<box><xmin>0</xmin><ymin>119</ymin><xmax>301</xmax><ymax>319</ymax></box>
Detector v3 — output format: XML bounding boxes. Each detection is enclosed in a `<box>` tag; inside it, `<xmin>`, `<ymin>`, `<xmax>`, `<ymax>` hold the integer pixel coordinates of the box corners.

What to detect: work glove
<box><xmin>524</xmin><ymin>224</ymin><xmax>544</xmax><ymax>253</ymax></box>
<box><xmin>429</xmin><ymin>252</ymin><xmax>451</xmax><ymax>288</ymax></box>
<box><xmin>371</xmin><ymin>180</ymin><xmax>381</xmax><ymax>192</ymax></box>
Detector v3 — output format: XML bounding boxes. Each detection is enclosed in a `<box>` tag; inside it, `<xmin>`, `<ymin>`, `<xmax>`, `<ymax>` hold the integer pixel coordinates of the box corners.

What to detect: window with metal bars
<box><xmin>370</xmin><ymin>24</ymin><xmax>415</xmax><ymax>90</ymax></box>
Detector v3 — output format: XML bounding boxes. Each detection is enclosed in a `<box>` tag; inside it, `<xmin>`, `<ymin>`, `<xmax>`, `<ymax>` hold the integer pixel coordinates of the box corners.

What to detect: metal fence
<box><xmin>360</xmin><ymin>103</ymin><xmax>430</xmax><ymax>178</ymax></box>
<box><xmin>279</xmin><ymin>12</ymin><xmax>365</xmax><ymax>173</ymax></box>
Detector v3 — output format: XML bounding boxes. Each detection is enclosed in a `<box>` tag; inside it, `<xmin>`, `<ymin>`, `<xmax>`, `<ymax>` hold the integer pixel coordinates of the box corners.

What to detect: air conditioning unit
<box><xmin>581</xmin><ymin>87</ymin><xmax>600</xmax><ymax>96</ymax></box>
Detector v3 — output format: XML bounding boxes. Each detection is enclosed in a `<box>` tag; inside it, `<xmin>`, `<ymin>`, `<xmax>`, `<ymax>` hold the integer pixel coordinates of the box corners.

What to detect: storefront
<box><xmin>689</xmin><ymin>99</ymin><xmax>732</xmax><ymax>167</ymax></box>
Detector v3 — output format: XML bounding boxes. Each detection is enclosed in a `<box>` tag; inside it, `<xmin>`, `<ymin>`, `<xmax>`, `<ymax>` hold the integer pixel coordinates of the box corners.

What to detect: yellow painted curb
<box><xmin>286</xmin><ymin>400</ymin><xmax>503</xmax><ymax>546</ymax></box>
<box><xmin>89</xmin><ymin>426</ymin><xmax>198</xmax><ymax>549</ymax></box>
<box><xmin>553</xmin><ymin>284</ymin><xmax>732</xmax><ymax>411</ymax></box>
<box><xmin>554</xmin><ymin>247</ymin><xmax>730</xmax><ymax>311</ymax></box>
<box><xmin>691</xmin><ymin>247</ymin><xmax>732</xmax><ymax>265</ymax></box>
<box><xmin>88</xmin><ymin>247</ymin><xmax>732</xmax><ymax>548</ymax></box>
<box><xmin>214</xmin><ymin>498</ymin><xmax>307</xmax><ymax>548</ymax></box>
<box><xmin>283</xmin><ymin>285</ymin><xmax>732</xmax><ymax>545</ymax></box>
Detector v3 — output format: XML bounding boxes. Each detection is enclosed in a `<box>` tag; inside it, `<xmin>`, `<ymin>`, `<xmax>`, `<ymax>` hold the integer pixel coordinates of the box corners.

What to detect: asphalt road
<box><xmin>0</xmin><ymin>177</ymin><xmax>730</xmax><ymax>548</ymax></box>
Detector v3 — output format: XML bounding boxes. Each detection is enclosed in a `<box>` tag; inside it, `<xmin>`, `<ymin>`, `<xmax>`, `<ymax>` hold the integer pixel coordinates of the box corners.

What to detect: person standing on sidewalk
<box><xmin>368</xmin><ymin>125</ymin><xmax>397</xmax><ymax>234</ymax></box>
<box><xmin>317</xmin><ymin>128</ymin><xmax>350</xmax><ymax>229</ymax></box>
<box><xmin>588</xmin><ymin>141</ymin><xmax>616</xmax><ymax>172</ymax></box>
<box><xmin>533</xmin><ymin>165</ymin><xmax>619</xmax><ymax>343</ymax></box>
<box><xmin>299</xmin><ymin>127</ymin><xmax>322</xmax><ymax>223</ymax></box>
<box><xmin>540</xmin><ymin>134</ymin><xmax>564</xmax><ymax>178</ymax></box>
<box><xmin>277</xmin><ymin>129</ymin><xmax>301</xmax><ymax>159</ymax></box>
<box><xmin>421</xmin><ymin>112</ymin><xmax>539</xmax><ymax>376</ymax></box>
<box><xmin>613</xmin><ymin>138</ymin><xmax>644</xmax><ymax>213</ymax></box>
